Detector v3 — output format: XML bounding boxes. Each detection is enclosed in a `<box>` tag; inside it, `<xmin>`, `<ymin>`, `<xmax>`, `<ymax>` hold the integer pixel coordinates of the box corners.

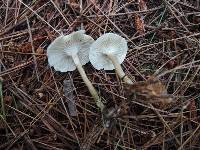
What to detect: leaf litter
<box><xmin>0</xmin><ymin>0</ymin><xmax>200</xmax><ymax>149</ymax></box>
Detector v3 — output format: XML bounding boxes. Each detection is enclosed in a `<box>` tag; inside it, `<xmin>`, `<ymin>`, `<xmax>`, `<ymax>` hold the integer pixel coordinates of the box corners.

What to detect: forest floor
<box><xmin>0</xmin><ymin>0</ymin><xmax>200</xmax><ymax>149</ymax></box>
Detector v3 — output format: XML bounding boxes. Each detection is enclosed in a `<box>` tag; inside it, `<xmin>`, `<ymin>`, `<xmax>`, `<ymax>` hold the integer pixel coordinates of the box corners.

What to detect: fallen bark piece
<box><xmin>63</xmin><ymin>79</ymin><xmax>77</xmax><ymax>116</ymax></box>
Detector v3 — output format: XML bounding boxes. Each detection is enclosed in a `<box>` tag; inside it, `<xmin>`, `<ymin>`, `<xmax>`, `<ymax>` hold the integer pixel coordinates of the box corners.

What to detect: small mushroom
<box><xmin>47</xmin><ymin>30</ymin><xmax>105</xmax><ymax>111</ymax></box>
<box><xmin>89</xmin><ymin>33</ymin><xmax>133</xmax><ymax>84</ymax></box>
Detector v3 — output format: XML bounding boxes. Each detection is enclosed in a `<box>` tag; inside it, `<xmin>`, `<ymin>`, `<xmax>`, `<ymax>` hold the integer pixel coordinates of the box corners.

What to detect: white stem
<box><xmin>107</xmin><ymin>54</ymin><xmax>133</xmax><ymax>85</ymax></box>
<box><xmin>72</xmin><ymin>54</ymin><xmax>105</xmax><ymax>111</ymax></box>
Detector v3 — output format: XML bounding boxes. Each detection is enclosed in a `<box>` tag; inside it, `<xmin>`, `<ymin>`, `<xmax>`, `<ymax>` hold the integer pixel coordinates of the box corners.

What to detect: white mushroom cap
<box><xmin>47</xmin><ymin>30</ymin><xmax>94</xmax><ymax>72</ymax></box>
<box><xmin>89</xmin><ymin>33</ymin><xmax>128</xmax><ymax>70</ymax></box>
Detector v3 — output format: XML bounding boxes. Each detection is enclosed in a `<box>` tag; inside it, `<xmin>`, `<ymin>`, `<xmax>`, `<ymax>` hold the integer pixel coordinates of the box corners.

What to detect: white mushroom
<box><xmin>89</xmin><ymin>33</ymin><xmax>133</xmax><ymax>84</ymax></box>
<box><xmin>47</xmin><ymin>30</ymin><xmax>105</xmax><ymax>111</ymax></box>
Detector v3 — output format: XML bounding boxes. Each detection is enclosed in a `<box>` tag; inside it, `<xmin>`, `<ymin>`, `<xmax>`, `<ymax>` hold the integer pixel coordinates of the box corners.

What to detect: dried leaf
<box><xmin>134</xmin><ymin>14</ymin><xmax>145</xmax><ymax>35</ymax></box>
<box><xmin>124</xmin><ymin>76</ymin><xmax>172</xmax><ymax>109</ymax></box>
<box><xmin>36</xmin><ymin>47</ymin><xmax>44</xmax><ymax>54</ymax></box>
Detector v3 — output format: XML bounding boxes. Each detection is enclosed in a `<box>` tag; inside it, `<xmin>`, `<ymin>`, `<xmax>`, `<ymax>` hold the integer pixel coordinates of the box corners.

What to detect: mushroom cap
<box><xmin>47</xmin><ymin>30</ymin><xmax>94</xmax><ymax>72</ymax></box>
<box><xmin>89</xmin><ymin>33</ymin><xmax>128</xmax><ymax>70</ymax></box>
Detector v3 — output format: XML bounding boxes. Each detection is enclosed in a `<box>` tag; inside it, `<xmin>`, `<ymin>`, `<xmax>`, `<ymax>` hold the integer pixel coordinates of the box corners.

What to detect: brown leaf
<box><xmin>36</xmin><ymin>47</ymin><xmax>44</xmax><ymax>54</ymax></box>
<box><xmin>124</xmin><ymin>76</ymin><xmax>172</xmax><ymax>109</ymax></box>
<box><xmin>134</xmin><ymin>14</ymin><xmax>145</xmax><ymax>35</ymax></box>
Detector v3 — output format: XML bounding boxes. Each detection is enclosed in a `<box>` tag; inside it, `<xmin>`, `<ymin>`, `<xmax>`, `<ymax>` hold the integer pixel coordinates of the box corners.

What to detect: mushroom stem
<box><xmin>106</xmin><ymin>54</ymin><xmax>133</xmax><ymax>85</ymax></box>
<box><xmin>72</xmin><ymin>54</ymin><xmax>105</xmax><ymax>111</ymax></box>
